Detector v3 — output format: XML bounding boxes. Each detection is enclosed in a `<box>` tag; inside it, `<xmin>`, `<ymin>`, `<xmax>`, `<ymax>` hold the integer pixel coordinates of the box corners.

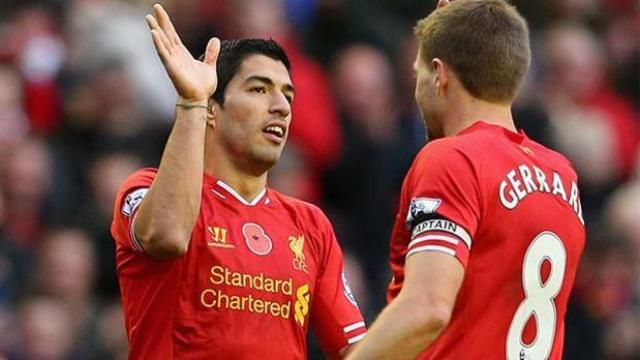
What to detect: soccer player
<box><xmin>347</xmin><ymin>0</ymin><xmax>585</xmax><ymax>359</ymax></box>
<box><xmin>110</xmin><ymin>4</ymin><xmax>365</xmax><ymax>359</ymax></box>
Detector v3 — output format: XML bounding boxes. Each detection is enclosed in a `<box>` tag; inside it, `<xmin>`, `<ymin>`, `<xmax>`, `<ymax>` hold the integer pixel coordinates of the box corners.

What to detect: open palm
<box><xmin>146</xmin><ymin>4</ymin><xmax>220</xmax><ymax>103</ymax></box>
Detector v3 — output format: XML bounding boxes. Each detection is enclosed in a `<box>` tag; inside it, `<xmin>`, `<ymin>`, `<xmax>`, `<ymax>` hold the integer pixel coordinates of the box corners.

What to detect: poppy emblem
<box><xmin>242</xmin><ymin>223</ymin><xmax>273</xmax><ymax>256</ymax></box>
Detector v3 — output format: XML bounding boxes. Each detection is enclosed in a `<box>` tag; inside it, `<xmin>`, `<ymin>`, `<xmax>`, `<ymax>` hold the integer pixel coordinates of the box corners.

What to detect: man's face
<box><xmin>414</xmin><ymin>50</ymin><xmax>443</xmax><ymax>140</ymax></box>
<box><xmin>214</xmin><ymin>54</ymin><xmax>294</xmax><ymax>172</ymax></box>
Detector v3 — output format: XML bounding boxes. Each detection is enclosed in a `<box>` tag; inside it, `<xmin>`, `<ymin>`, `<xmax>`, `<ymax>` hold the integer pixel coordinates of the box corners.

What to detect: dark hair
<box><xmin>415</xmin><ymin>0</ymin><xmax>531</xmax><ymax>103</ymax></box>
<box><xmin>202</xmin><ymin>39</ymin><xmax>291</xmax><ymax>106</ymax></box>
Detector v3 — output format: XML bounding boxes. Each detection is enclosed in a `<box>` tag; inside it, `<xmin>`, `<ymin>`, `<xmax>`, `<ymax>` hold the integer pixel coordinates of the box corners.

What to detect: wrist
<box><xmin>176</xmin><ymin>98</ymin><xmax>209</xmax><ymax>110</ymax></box>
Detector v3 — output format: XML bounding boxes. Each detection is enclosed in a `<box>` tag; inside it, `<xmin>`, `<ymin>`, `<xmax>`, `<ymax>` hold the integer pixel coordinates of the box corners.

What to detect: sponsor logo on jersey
<box><xmin>207</xmin><ymin>226</ymin><xmax>234</xmax><ymax>249</ymax></box>
<box><xmin>405</xmin><ymin>197</ymin><xmax>441</xmax><ymax>228</ymax></box>
<box><xmin>294</xmin><ymin>284</ymin><xmax>310</xmax><ymax>327</ymax></box>
<box><xmin>289</xmin><ymin>235</ymin><xmax>309</xmax><ymax>273</ymax></box>
<box><xmin>242</xmin><ymin>223</ymin><xmax>273</xmax><ymax>256</ymax></box>
<box><xmin>200</xmin><ymin>265</ymin><xmax>293</xmax><ymax>319</ymax></box>
<box><xmin>199</xmin><ymin>265</ymin><xmax>311</xmax><ymax>325</ymax></box>
<box><xmin>121</xmin><ymin>188</ymin><xmax>148</xmax><ymax>216</ymax></box>
<box><xmin>342</xmin><ymin>270</ymin><xmax>359</xmax><ymax>308</ymax></box>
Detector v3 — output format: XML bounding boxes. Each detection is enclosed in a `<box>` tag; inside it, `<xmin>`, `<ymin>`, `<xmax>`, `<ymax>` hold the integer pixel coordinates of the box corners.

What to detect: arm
<box><xmin>308</xmin><ymin>209</ymin><xmax>367</xmax><ymax>358</ymax></box>
<box><xmin>133</xmin><ymin>4</ymin><xmax>220</xmax><ymax>259</ymax></box>
<box><xmin>347</xmin><ymin>252</ymin><xmax>464</xmax><ymax>360</ymax></box>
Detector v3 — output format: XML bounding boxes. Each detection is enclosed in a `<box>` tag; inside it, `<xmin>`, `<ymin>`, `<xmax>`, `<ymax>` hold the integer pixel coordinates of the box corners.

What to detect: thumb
<box><xmin>203</xmin><ymin>37</ymin><xmax>221</xmax><ymax>66</ymax></box>
<box><xmin>437</xmin><ymin>0</ymin><xmax>451</xmax><ymax>9</ymax></box>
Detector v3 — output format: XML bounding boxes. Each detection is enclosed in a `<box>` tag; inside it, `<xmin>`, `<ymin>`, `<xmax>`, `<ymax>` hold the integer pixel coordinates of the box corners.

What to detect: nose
<box><xmin>268</xmin><ymin>91</ymin><xmax>291</xmax><ymax>118</ymax></box>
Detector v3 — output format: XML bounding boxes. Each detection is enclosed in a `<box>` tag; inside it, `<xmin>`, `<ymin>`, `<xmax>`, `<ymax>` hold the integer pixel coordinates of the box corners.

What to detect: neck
<box><xmin>204</xmin><ymin>142</ymin><xmax>268</xmax><ymax>202</ymax></box>
<box><xmin>441</xmin><ymin>94</ymin><xmax>516</xmax><ymax>137</ymax></box>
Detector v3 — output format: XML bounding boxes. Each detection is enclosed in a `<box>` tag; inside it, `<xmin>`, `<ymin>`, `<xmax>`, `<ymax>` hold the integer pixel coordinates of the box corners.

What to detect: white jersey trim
<box><xmin>409</xmin><ymin>234</ymin><xmax>459</xmax><ymax>248</ymax></box>
<box><xmin>216</xmin><ymin>180</ymin><xmax>266</xmax><ymax>206</ymax></box>
<box><xmin>347</xmin><ymin>333</ymin><xmax>367</xmax><ymax>345</ymax></box>
<box><xmin>211</xmin><ymin>189</ymin><xmax>226</xmax><ymax>199</ymax></box>
<box><xmin>129</xmin><ymin>211</ymin><xmax>145</xmax><ymax>252</ymax></box>
<box><xmin>407</xmin><ymin>245</ymin><xmax>456</xmax><ymax>258</ymax></box>
<box><xmin>343</xmin><ymin>321</ymin><xmax>365</xmax><ymax>333</ymax></box>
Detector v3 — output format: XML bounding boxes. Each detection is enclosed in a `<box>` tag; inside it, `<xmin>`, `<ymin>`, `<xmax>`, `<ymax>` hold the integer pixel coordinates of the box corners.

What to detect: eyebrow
<box><xmin>245</xmin><ymin>75</ymin><xmax>295</xmax><ymax>95</ymax></box>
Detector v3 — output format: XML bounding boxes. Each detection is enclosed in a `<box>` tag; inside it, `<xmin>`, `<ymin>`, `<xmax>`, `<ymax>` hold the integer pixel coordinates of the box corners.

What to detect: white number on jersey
<box><xmin>506</xmin><ymin>232</ymin><xmax>567</xmax><ymax>360</ymax></box>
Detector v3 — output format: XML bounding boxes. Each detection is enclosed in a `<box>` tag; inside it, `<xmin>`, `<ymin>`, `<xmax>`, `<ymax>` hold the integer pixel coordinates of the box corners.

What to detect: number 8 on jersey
<box><xmin>507</xmin><ymin>232</ymin><xmax>567</xmax><ymax>359</ymax></box>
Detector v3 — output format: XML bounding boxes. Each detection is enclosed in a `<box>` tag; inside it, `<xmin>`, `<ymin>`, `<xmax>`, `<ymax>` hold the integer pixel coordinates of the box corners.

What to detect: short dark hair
<box><xmin>415</xmin><ymin>0</ymin><xmax>531</xmax><ymax>103</ymax></box>
<box><xmin>203</xmin><ymin>39</ymin><xmax>291</xmax><ymax>106</ymax></box>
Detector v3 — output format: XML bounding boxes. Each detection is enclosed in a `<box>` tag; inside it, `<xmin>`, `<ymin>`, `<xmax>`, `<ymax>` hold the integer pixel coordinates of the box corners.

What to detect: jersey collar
<box><xmin>215</xmin><ymin>179</ymin><xmax>267</xmax><ymax>206</ymax></box>
<box><xmin>204</xmin><ymin>173</ymin><xmax>270</xmax><ymax>207</ymax></box>
<box><xmin>460</xmin><ymin>120</ymin><xmax>527</xmax><ymax>143</ymax></box>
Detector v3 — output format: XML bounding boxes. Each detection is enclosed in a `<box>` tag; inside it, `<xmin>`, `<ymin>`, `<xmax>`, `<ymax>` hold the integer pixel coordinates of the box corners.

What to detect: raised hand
<box><xmin>146</xmin><ymin>4</ymin><xmax>220</xmax><ymax>103</ymax></box>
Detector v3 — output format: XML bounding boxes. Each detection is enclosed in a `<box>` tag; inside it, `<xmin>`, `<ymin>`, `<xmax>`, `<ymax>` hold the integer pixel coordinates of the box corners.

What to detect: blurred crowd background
<box><xmin>0</xmin><ymin>0</ymin><xmax>637</xmax><ymax>359</ymax></box>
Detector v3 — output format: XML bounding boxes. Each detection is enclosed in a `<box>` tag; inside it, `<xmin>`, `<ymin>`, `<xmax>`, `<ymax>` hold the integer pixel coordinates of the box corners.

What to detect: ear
<box><xmin>431</xmin><ymin>58</ymin><xmax>448</xmax><ymax>96</ymax></box>
<box><xmin>207</xmin><ymin>99</ymin><xmax>219</xmax><ymax>128</ymax></box>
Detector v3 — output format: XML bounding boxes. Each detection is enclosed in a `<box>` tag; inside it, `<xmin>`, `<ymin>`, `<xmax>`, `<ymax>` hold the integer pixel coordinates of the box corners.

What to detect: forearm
<box><xmin>135</xmin><ymin>105</ymin><xmax>207</xmax><ymax>257</ymax></box>
<box><xmin>347</xmin><ymin>296</ymin><xmax>447</xmax><ymax>360</ymax></box>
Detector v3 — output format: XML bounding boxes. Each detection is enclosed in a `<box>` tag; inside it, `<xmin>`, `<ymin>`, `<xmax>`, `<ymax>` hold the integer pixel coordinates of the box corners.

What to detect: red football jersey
<box><xmin>388</xmin><ymin>122</ymin><xmax>585</xmax><ymax>359</ymax></box>
<box><xmin>111</xmin><ymin>169</ymin><xmax>366</xmax><ymax>359</ymax></box>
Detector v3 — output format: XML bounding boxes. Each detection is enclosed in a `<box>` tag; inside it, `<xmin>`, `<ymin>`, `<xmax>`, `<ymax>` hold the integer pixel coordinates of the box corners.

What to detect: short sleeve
<box><xmin>111</xmin><ymin>168</ymin><xmax>157</xmax><ymax>253</ymax></box>
<box><xmin>309</xmin><ymin>212</ymin><xmax>367</xmax><ymax>354</ymax></box>
<box><xmin>403</xmin><ymin>142</ymin><xmax>481</xmax><ymax>269</ymax></box>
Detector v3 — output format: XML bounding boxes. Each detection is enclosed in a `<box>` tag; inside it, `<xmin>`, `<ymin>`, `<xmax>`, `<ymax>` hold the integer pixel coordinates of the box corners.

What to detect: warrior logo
<box><xmin>207</xmin><ymin>226</ymin><xmax>234</xmax><ymax>249</ymax></box>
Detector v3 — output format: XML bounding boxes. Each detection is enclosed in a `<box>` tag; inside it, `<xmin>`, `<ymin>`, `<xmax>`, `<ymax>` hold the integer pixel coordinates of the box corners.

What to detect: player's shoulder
<box><xmin>120</xmin><ymin>167</ymin><xmax>158</xmax><ymax>189</ymax></box>
<box><xmin>413</xmin><ymin>133</ymin><xmax>486</xmax><ymax>172</ymax></box>
<box><xmin>528</xmin><ymin>140</ymin><xmax>579</xmax><ymax>176</ymax></box>
<box><xmin>114</xmin><ymin>168</ymin><xmax>156</xmax><ymax>213</ymax></box>
<box><xmin>268</xmin><ymin>190</ymin><xmax>332</xmax><ymax>225</ymax></box>
<box><xmin>269</xmin><ymin>190</ymin><xmax>328</xmax><ymax>217</ymax></box>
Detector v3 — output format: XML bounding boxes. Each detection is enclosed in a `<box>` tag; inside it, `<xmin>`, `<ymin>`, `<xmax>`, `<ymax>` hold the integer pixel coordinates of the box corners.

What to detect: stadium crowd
<box><xmin>0</xmin><ymin>0</ymin><xmax>637</xmax><ymax>359</ymax></box>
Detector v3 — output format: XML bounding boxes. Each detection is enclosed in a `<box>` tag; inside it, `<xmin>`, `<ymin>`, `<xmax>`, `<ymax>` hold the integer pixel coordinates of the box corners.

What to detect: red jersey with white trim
<box><xmin>388</xmin><ymin>122</ymin><xmax>585</xmax><ymax>359</ymax></box>
<box><xmin>111</xmin><ymin>169</ymin><xmax>366</xmax><ymax>359</ymax></box>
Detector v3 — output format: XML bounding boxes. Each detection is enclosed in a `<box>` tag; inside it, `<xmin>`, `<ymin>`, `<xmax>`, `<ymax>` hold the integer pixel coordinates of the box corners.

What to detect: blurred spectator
<box><xmin>65</xmin><ymin>0</ymin><xmax>176</xmax><ymax>121</ymax></box>
<box><xmin>604</xmin><ymin>10</ymin><xmax>639</xmax><ymax>105</ymax></box>
<box><xmin>33</xmin><ymin>227</ymin><xmax>100</xmax><ymax>358</ymax></box>
<box><xmin>82</xmin><ymin>152</ymin><xmax>142</xmax><ymax>298</ymax></box>
<box><xmin>605</xmin><ymin>179</ymin><xmax>640</xmax><ymax>251</ymax></box>
<box><xmin>269</xmin><ymin>144</ymin><xmax>317</xmax><ymax>202</ymax></box>
<box><xmin>0</xmin><ymin>5</ymin><xmax>65</xmax><ymax>134</ymax></box>
<box><xmin>603</xmin><ymin>310</ymin><xmax>640</xmax><ymax>360</ymax></box>
<box><xmin>49</xmin><ymin>60</ymin><xmax>168</xmax><ymax>222</ymax></box>
<box><xmin>540</xmin><ymin>24</ymin><xmax>639</xmax><ymax>216</ymax></box>
<box><xmin>0</xmin><ymin>184</ymin><xmax>29</xmax><ymax>310</ymax></box>
<box><xmin>0</xmin><ymin>64</ymin><xmax>29</xmax><ymax>154</ymax></box>
<box><xmin>342</xmin><ymin>251</ymin><xmax>371</xmax><ymax>319</ymax></box>
<box><xmin>0</xmin><ymin>137</ymin><xmax>52</xmax><ymax>248</ymax></box>
<box><xmin>10</xmin><ymin>297</ymin><xmax>75</xmax><ymax>360</ymax></box>
<box><xmin>324</xmin><ymin>43</ymin><xmax>421</xmax><ymax>307</ymax></box>
<box><xmin>94</xmin><ymin>301</ymin><xmax>128</xmax><ymax>360</ymax></box>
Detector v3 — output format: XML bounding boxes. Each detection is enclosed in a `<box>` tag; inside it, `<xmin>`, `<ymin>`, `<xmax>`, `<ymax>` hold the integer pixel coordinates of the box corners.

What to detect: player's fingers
<box><xmin>153</xmin><ymin>4</ymin><xmax>182</xmax><ymax>46</ymax></box>
<box><xmin>146</xmin><ymin>15</ymin><xmax>172</xmax><ymax>54</ymax></box>
<box><xmin>150</xmin><ymin>29</ymin><xmax>171</xmax><ymax>63</ymax></box>
<box><xmin>203</xmin><ymin>37</ymin><xmax>221</xmax><ymax>66</ymax></box>
<box><xmin>437</xmin><ymin>0</ymin><xmax>451</xmax><ymax>8</ymax></box>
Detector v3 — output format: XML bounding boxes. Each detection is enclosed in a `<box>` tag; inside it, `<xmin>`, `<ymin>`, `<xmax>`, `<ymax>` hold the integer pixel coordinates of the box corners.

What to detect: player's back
<box><xmin>389</xmin><ymin>122</ymin><xmax>586</xmax><ymax>359</ymax></box>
